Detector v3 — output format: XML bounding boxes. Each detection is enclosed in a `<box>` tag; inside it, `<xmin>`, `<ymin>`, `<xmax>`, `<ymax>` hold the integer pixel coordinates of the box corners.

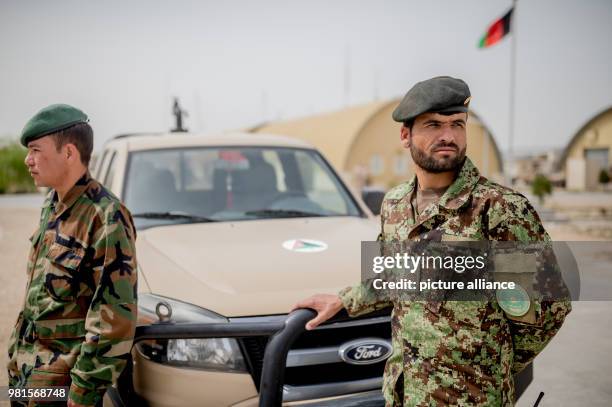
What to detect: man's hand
<box><xmin>291</xmin><ymin>294</ymin><xmax>344</xmax><ymax>330</ymax></box>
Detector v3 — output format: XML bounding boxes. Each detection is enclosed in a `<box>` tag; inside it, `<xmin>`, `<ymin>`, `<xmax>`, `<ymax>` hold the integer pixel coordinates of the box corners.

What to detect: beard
<box><xmin>410</xmin><ymin>142</ymin><xmax>466</xmax><ymax>173</ymax></box>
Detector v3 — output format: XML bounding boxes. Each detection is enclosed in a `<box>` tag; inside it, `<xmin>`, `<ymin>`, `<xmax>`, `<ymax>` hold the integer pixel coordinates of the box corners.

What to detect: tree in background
<box><xmin>531</xmin><ymin>174</ymin><xmax>552</xmax><ymax>204</ymax></box>
<box><xmin>0</xmin><ymin>141</ymin><xmax>36</xmax><ymax>193</ymax></box>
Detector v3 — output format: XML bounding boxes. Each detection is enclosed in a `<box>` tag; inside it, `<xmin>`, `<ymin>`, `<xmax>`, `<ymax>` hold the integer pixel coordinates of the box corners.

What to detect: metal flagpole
<box><xmin>507</xmin><ymin>0</ymin><xmax>518</xmax><ymax>186</ymax></box>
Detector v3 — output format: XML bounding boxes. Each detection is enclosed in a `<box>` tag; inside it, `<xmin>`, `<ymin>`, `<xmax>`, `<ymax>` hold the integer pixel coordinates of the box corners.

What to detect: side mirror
<box><xmin>361</xmin><ymin>190</ymin><xmax>385</xmax><ymax>215</ymax></box>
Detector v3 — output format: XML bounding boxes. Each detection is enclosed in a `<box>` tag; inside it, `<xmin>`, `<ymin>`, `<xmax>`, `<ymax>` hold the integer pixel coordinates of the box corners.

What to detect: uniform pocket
<box><xmin>43</xmin><ymin>242</ymin><xmax>85</xmax><ymax>302</ymax></box>
<box><xmin>441</xmin><ymin>300</ymin><xmax>488</xmax><ymax>330</ymax></box>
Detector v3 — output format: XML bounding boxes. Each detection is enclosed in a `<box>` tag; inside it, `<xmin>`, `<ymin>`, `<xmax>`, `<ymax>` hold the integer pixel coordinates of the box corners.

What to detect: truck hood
<box><xmin>136</xmin><ymin>216</ymin><xmax>378</xmax><ymax>317</ymax></box>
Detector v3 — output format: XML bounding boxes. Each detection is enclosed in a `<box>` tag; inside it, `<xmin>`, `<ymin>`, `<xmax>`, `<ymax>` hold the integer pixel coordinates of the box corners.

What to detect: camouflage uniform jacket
<box><xmin>339</xmin><ymin>158</ymin><xmax>571</xmax><ymax>406</ymax></box>
<box><xmin>7</xmin><ymin>173</ymin><xmax>137</xmax><ymax>406</ymax></box>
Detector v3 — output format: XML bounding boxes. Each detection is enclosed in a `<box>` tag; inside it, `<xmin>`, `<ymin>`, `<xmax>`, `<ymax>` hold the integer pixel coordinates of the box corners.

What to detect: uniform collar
<box><xmin>404</xmin><ymin>157</ymin><xmax>480</xmax><ymax>211</ymax></box>
<box><xmin>438</xmin><ymin>157</ymin><xmax>480</xmax><ymax>210</ymax></box>
<box><xmin>52</xmin><ymin>172</ymin><xmax>92</xmax><ymax>216</ymax></box>
<box><xmin>41</xmin><ymin>188</ymin><xmax>55</xmax><ymax>212</ymax></box>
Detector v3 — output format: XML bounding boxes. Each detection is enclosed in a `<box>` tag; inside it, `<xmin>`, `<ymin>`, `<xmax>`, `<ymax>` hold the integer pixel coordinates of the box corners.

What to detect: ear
<box><xmin>64</xmin><ymin>143</ymin><xmax>79</xmax><ymax>163</ymax></box>
<box><xmin>400</xmin><ymin>125</ymin><xmax>411</xmax><ymax>149</ymax></box>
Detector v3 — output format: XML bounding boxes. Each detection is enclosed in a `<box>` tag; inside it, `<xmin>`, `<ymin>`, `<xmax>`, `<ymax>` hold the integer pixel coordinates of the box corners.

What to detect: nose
<box><xmin>24</xmin><ymin>151</ymin><xmax>33</xmax><ymax>167</ymax></box>
<box><xmin>437</xmin><ymin>126</ymin><xmax>454</xmax><ymax>144</ymax></box>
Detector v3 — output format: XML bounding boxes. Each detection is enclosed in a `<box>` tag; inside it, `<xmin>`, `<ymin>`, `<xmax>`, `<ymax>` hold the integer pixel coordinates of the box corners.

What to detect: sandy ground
<box><xmin>1</xmin><ymin>194</ymin><xmax>611</xmax><ymax>406</ymax></box>
<box><xmin>0</xmin><ymin>206</ymin><xmax>38</xmax><ymax>407</ymax></box>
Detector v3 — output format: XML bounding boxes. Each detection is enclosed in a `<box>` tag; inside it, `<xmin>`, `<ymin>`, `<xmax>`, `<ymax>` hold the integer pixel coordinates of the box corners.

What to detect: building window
<box><xmin>369</xmin><ymin>155</ymin><xmax>384</xmax><ymax>176</ymax></box>
<box><xmin>584</xmin><ymin>148</ymin><xmax>609</xmax><ymax>170</ymax></box>
<box><xmin>393</xmin><ymin>154</ymin><xmax>409</xmax><ymax>175</ymax></box>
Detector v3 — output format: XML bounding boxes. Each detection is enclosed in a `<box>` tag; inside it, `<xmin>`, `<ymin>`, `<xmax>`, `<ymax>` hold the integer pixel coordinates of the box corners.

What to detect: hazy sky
<box><xmin>1</xmin><ymin>0</ymin><xmax>611</xmax><ymax>154</ymax></box>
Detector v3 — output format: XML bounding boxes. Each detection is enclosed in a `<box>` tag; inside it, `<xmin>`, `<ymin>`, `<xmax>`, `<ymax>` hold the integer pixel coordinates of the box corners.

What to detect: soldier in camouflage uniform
<box><xmin>7</xmin><ymin>104</ymin><xmax>137</xmax><ymax>406</ymax></box>
<box><xmin>293</xmin><ymin>77</ymin><xmax>570</xmax><ymax>406</ymax></box>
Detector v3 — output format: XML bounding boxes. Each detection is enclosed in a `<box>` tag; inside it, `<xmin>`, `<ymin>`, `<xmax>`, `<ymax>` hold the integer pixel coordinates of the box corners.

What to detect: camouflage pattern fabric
<box><xmin>339</xmin><ymin>158</ymin><xmax>571</xmax><ymax>406</ymax></box>
<box><xmin>7</xmin><ymin>173</ymin><xmax>137</xmax><ymax>406</ymax></box>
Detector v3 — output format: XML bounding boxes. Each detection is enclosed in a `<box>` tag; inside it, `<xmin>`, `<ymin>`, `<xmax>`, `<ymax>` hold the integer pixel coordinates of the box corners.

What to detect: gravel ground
<box><xmin>0</xmin><ymin>196</ymin><xmax>611</xmax><ymax>406</ymax></box>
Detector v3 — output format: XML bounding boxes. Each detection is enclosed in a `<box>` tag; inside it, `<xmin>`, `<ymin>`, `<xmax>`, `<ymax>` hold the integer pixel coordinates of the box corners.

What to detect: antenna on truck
<box><xmin>171</xmin><ymin>98</ymin><xmax>188</xmax><ymax>132</ymax></box>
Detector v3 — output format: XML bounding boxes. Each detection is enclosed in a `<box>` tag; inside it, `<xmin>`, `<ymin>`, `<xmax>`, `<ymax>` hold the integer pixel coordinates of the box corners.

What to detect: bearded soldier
<box><xmin>7</xmin><ymin>104</ymin><xmax>137</xmax><ymax>406</ymax></box>
<box><xmin>293</xmin><ymin>76</ymin><xmax>570</xmax><ymax>406</ymax></box>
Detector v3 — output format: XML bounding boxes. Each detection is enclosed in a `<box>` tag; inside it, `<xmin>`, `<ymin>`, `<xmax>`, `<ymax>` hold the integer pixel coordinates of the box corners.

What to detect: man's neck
<box><xmin>414</xmin><ymin>166</ymin><xmax>456</xmax><ymax>190</ymax></box>
<box><xmin>55</xmin><ymin>167</ymin><xmax>87</xmax><ymax>202</ymax></box>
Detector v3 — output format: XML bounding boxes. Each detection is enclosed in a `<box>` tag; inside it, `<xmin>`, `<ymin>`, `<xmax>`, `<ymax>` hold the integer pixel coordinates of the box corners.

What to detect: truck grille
<box><xmin>238</xmin><ymin>308</ymin><xmax>392</xmax><ymax>401</ymax></box>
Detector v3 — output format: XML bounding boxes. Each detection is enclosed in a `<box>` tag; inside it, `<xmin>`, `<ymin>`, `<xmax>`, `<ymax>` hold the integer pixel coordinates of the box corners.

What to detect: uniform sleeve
<box><xmin>339</xmin><ymin>198</ymin><xmax>392</xmax><ymax>317</ymax></box>
<box><xmin>338</xmin><ymin>282</ymin><xmax>393</xmax><ymax>317</ymax></box>
<box><xmin>509</xmin><ymin>298</ymin><xmax>571</xmax><ymax>373</ymax></box>
<box><xmin>487</xmin><ymin>193</ymin><xmax>571</xmax><ymax>373</ymax></box>
<box><xmin>69</xmin><ymin>205</ymin><xmax>138</xmax><ymax>406</ymax></box>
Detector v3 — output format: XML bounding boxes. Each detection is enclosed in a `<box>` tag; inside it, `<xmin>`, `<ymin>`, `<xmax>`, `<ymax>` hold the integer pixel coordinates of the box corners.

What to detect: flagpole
<box><xmin>507</xmin><ymin>0</ymin><xmax>517</xmax><ymax>186</ymax></box>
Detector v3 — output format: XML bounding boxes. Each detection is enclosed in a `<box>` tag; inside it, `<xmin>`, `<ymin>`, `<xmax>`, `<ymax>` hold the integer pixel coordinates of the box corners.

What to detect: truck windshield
<box><xmin>124</xmin><ymin>147</ymin><xmax>362</xmax><ymax>226</ymax></box>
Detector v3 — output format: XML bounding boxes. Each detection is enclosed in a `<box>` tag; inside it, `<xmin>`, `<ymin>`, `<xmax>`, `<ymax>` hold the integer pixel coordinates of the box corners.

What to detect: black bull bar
<box><xmin>109</xmin><ymin>308</ymin><xmax>532</xmax><ymax>406</ymax></box>
<box><xmin>110</xmin><ymin>309</ymin><xmax>316</xmax><ymax>407</ymax></box>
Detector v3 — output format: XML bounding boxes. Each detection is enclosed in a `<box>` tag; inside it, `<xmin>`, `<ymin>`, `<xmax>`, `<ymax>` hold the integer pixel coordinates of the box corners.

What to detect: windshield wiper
<box><xmin>244</xmin><ymin>209</ymin><xmax>324</xmax><ymax>218</ymax></box>
<box><xmin>132</xmin><ymin>211</ymin><xmax>215</xmax><ymax>223</ymax></box>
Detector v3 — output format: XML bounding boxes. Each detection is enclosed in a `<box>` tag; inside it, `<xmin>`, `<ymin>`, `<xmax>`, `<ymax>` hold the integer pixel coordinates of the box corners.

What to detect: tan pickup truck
<box><xmin>93</xmin><ymin>132</ymin><xmax>393</xmax><ymax>406</ymax></box>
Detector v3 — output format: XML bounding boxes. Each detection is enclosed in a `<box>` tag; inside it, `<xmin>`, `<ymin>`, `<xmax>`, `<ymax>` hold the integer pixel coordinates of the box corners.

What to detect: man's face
<box><xmin>401</xmin><ymin>112</ymin><xmax>467</xmax><ymax>173</ymax></box>
<box><xmin>24</xmin><ymin>135</ymin><xmax>69</xmax><ymax>188</ymax></box>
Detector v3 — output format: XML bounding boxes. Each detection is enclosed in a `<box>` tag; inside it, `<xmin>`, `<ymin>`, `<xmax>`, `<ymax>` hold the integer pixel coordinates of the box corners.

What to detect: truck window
<box><xmin>103</xmin><ymin>151</ymin><xmax>117</xmax><ymax>189</ymax></box>
<box><xmin>124</xmin><ymin>147</ymin><xmax>361</xmax><ymax>227</ymax></box>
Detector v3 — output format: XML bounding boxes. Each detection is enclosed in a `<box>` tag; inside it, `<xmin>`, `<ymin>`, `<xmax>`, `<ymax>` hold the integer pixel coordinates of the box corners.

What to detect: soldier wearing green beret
<box><xmin>293</xmin><ymin>77</ymin><xmax>571</xmax><ymax>406</ymax></box>
<box><xmin>7</xmin><ymin>104</ymin><xmax>138</xmax><ymax>406</ymax></box>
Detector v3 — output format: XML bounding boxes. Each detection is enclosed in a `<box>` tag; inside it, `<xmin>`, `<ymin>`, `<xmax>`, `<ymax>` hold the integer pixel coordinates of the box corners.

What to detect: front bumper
<box><xmin>112</xmin><ymin>309</ymin><xmax>532</xmax><ymax>406</ymax></box>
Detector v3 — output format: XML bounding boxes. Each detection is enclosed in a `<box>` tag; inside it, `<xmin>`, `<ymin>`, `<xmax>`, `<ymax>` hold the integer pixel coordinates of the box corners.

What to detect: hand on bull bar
<box><xmin>290</xmin><ymin>294</ymin><xmax>344</xmax><ymax>330</ymax></box>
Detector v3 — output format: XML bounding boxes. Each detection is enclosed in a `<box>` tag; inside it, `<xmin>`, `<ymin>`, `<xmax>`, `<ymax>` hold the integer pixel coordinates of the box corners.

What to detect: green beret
<box><xmin>392</xmin><ymin>76</ymin><xmax>471</xmax><ymax>123</ymax></box>
<box><xmin>20</xmin><ymin>104</ymin><xmax>88</xmax><ymax>146</ymax></box>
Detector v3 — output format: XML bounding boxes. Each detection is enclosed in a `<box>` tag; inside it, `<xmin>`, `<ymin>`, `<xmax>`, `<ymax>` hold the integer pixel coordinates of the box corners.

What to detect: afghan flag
<box><xmin>478</xmin><ymin>8</ymin><xmax>513</xmax><ymax>48</ymax></box>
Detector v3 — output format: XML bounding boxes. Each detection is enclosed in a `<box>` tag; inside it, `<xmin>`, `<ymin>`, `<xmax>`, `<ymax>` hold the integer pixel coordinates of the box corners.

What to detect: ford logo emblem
<box><xmin>338</xmin><ymin>338</ymin><xmax>393</xmax><ymax>365</ymax></box>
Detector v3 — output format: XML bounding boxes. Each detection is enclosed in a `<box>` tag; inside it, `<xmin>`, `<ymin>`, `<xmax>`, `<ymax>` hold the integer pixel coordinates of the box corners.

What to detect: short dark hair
<box><xmin>51</xmin><ymin>122</ymin><xmax>94</xmax><ymax>166</ymax></box>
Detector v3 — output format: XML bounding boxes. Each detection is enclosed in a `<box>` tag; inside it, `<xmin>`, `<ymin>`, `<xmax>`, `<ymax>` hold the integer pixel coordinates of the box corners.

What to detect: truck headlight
<box><xmin>136</xmin><ymin>293</ymin><xmax>247</xmax><ymax>372</ymax></box>
<box><xmin>166</xmin><ymin>337</ymin><xmax>245</xmax><ymax>371</ymax></box>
